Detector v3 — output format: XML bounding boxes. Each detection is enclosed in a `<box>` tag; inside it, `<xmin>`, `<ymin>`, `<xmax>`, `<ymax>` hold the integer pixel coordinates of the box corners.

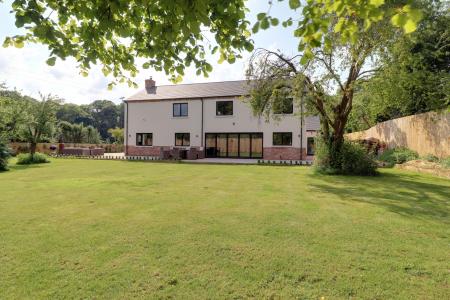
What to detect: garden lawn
<box><xmin>0</xmin><ymin>159</ymin><xmax>449</xmax><ymax>299</ymax></box>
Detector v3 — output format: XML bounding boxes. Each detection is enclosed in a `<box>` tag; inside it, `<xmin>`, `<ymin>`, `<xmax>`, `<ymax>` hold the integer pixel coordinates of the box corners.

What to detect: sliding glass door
<box><xmin>205</xmin><ymin>133</ymin><xmax>263</xmax><ymax>158</ymax></box>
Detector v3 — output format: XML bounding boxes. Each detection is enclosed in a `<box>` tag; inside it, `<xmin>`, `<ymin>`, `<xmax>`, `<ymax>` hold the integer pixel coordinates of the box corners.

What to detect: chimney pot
<box><xmin>145</xmin><ymin>77</ymin><xmax>155</xmax><ymax>89</ymax></box>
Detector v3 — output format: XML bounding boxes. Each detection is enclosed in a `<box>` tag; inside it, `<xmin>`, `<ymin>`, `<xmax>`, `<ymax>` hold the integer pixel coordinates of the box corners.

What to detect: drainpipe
<box><xmin>201</xmin><ymin>98</ymin><xmax>204</xmax><ymax>148</ymax></box>
<box><xmin>125</xmin><ymin>101</ymin><xmax>129</xmax><ymax>155</ymax></box>
<box><xmin>299</xmin><ymin>96</ymin><xmax>304</xmax><ymax>161</ymax></box>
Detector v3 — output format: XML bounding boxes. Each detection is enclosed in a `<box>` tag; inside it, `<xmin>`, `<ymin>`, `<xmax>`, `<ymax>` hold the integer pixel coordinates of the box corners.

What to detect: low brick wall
<box><xmin>263</xmin><ymin>147</ymin><xmax>306</xmax><ymax>160</ymax></box>
<box><xmin>126</xmin><ymin>146</ymin><xmax>165</xmax><ymax>156</ymax></box>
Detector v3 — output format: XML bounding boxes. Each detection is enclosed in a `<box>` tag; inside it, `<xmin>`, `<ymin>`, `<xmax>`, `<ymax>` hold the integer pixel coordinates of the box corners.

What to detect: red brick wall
<box><xmin>263</xmin><ymin>147</ymin><xmax>307</xmax><ymax>160</ymax></box>
<box><xmin>126</xmin><ymin>146</ymin><xmax>164</xmax><ymax>156</ymax></box>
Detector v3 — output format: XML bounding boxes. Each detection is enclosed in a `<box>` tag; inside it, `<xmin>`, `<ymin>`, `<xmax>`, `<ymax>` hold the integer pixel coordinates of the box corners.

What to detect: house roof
<box><xmin>126</xmin><ymin>80</ymin><xmax>250</xmax><ymax>102</ymax></box>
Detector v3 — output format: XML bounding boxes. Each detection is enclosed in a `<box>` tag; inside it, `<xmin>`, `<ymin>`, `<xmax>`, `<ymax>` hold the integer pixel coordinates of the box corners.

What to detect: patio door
<box><xmin>205</xmin><ymin>133</ymin><xmax>263</xmax><ymax>158</ymax></box>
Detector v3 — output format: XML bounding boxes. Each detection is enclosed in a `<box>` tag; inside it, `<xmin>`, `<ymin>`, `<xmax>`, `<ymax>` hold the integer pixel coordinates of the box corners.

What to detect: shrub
<box><xmin>16</xmin><ymin>153</ymin><xmax>50</xmax><ymax>165</ymax></box>
<box><xmin>378</xmin><ymin>148</ymin><xmax>419</xmax><ymax>167</ymax></box>
<box><xmin>0</xmin><ymin>141</ymin><xmax>12</xmax><ymax>171</ymax></box>
<box><xmin>422</xmin><ymin>154</ymin><xmax>439</xmax><ymax>163</ymax></box>
<box><xmin>441</xmin><ymin>157</ymin><xmax>450</xmax><ymax>169</ymax></box>
<box><xmin>314</xmin><ymin>137</ymin><xmax>377</xmax><ymax>176</ymax></box>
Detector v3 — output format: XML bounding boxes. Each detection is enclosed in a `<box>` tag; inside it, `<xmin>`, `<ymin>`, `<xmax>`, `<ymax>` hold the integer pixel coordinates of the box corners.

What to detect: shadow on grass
<box><xmin>309</xmin><ymin>172</ymin><xmax>450</xmax><ymax>222</ymax></box>
<box><xmin>6</xmin><ymin>163</ymin><xmax>45</xmax><ymax>172</ymax></box>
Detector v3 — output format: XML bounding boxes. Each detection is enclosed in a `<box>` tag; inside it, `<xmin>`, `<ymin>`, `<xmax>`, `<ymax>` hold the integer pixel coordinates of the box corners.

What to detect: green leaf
<box><xmin>289</xmin><ymin>0</ymin><xmax>301</xmax><ymax>10</ymax></box>
<box><xmin>270</xmin><ymin>18</ymin><xmax>279</xmax><ymax>26</ymax></box>
<box><xmin>46</xmin><ymin>57</ymin><xmax>56</xmax><ymax>66</ymax></box>
<box><xmin>257</xmin><ymin>13</ymin><xmax>266</xmax><ymax>21</ymax></box>
<box><xmin>403</xmin><ymin>19</ymin><xmax>417</xmax><ymax>34</ymax></box>
<box><xmin>260</xmin><ymin>18</ymin><xmax>270</xmax><ymax>30</ymax></box>
<box><xmin>13</xmin><ymin>40</ymin><xmax>24</xmax><ymax>48</ymax></box>
<box><xmin>369</xmin><ymin>0</ymin><xmax>384</xmax><ymax>7</ymax></box>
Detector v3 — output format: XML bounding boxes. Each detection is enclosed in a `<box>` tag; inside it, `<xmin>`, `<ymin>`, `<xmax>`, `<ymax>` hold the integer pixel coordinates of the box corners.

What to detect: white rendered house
<box><xmin>124</xmin><ymin>78</ymin><xmax>320</xmax><ymax>160</ymax></box>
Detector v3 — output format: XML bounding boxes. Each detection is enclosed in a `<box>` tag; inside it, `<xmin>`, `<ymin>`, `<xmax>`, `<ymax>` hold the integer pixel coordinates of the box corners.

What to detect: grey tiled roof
<box><xmin>126</xmin><ymin>80</ymin><xmax>250</xmax><ymax>101</ymax></box>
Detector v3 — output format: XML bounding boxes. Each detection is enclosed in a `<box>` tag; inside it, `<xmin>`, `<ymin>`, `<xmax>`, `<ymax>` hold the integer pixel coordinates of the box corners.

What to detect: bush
<box><xmin>314</xmin><ymin>138</ymin><xmax>377</xmax><ymax>176</ymax></box>
<box><xmin>0</xmin><ymin>141</ymin><xmax>12</xmax><ymax>171</ymax></box>
<box><xmin>16</xmin><ymin>153</ymin><xmax>50</xmax><ymax>165</ymax></box>
<box><xmin>441</xmin><ymin>157</ymin><xmax>450</xmax><ymax>169</ymax></box>
<box><xmin>422</xmin><ymin>154</ymin><xmax>440</xmax><ymax>163</ymax></box>
<box><xmin>378</xmin><ymin>148</ymin><xmax>419</xmax><ymax>167</ymax></box>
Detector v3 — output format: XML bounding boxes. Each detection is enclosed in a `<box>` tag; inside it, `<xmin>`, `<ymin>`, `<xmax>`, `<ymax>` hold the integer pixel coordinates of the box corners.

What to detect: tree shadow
<box><xmin>6</xmin><ymin>164</ymin><xmax>45</xmax><ymax>172</ymax></box>
<box><xmin>308</xmin><ymin>172</ymin><xmax>450</xmax><ymax>223</ymax></box>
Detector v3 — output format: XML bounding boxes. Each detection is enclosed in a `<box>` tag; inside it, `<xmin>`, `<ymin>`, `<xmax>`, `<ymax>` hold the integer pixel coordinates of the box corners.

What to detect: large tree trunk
<box><xmin>30</xmin><ymin>142</ymin><xmax>37</xmax><ymax>156</ymax></box>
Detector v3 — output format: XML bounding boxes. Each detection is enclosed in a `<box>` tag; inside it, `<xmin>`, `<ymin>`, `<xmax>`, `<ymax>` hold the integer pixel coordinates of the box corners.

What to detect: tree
<box><xmin>86</xmin><ymin>100</ymin><xmax>120</xmax><ymax>139</ymax></box>
<box><xmin>0</xmin><ymin>84</ymin><xmax>35</xmax><ymax>141</ymax></box>
<box><xmin>0</xmin><ymin>138</ymin><xmax>12</xmax><ymax>171</ymax></box>
<box><xmin>246</xmin><ymin>0</ymin><xmax>422</xmax><ymax>173</ymax></box>
<box><xmin>84</xmin><ymin>125</ymin><xmax>101</xmax><ymax>144</ymax></box>
<box><xmin>108</xmin><ymin>127</ymin><xmax>124</xmax><ymax>144</ymax></box>
<box><xmin>21</xmin><ymin>94</ymin><xmax>58</xmax><ymax>155</ymax></box>
<box><xmin>347</xmin><ymin>1</ymin><xmax>449</xmax><ymax>131</ymax></box>
<box><xmin>2</xmin><ymin>0</ymin><xmax>254</xmax><ymax>87</ymax></box>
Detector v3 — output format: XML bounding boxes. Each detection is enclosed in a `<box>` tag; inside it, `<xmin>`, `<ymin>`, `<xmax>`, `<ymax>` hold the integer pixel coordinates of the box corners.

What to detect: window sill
<box><xmin>272</xmin><ymin>145</ymin><xmax>293</xmax><ymax>147</ymax></box>
<box><xmin>172</xmin><ymin>116</ymin><xmax>189</xmax><ymax>119</ymax></box>
<box><xmin>215</xmin><ymin>115</ymin><xmax>234</xmax><ymax>118</ymax></box>
<box><xmin>136</xmin><ymin>145</ymin><xmax>154</xmax><ymax>147</ymax></box>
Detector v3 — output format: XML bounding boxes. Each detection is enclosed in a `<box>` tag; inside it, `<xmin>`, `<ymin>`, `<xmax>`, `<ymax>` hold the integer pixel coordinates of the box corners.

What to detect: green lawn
<box><xmin>0</xmin><ymin>159</ymin><xmax>449</xmax><ymax>299</ymax></box>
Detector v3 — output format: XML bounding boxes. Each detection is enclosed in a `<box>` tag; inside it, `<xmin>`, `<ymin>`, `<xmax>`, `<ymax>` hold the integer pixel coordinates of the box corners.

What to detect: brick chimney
<box><xmin>145</xmin><ymin>76</ymin><xmax>155</xmax><ymax>89</ymax></box>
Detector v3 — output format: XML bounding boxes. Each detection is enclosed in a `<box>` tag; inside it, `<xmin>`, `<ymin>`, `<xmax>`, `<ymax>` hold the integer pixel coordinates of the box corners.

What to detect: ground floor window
<box><xmin>175</xmin><ymin>133</ymin><xmax>190</xmax><ymax>146</ymax></box>
<box><xmin>273</xmin><ymin>132</ymin><xmax>292</xmax><ymax>146</ymax></box>
<box><xmin>307</xmin><ymin>137</ymin><xmax>315</xmax><ymax>155</ymax></box>
<box><xmin>136</xmin><ymin>133</ymin><xmax>153</xmax><ymax>146</ymax></box>
<box><xmin>205</xmin><ymin>133</ymin><xmax>263</xmax><ymax>158</ymax></box>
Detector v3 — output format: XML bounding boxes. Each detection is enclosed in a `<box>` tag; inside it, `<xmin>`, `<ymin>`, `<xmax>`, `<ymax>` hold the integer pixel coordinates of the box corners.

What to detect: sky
<box><xmin>0</xmin><ymin>0</ymin><xmax>299</xmax><ymax>104</ymax></box>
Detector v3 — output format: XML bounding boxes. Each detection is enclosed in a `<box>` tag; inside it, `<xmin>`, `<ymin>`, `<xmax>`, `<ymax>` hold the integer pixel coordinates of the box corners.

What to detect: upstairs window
<box><xmin>273</xmin><ymin>132</ymin><xmax>292</xmax><ymax>146</ymax></box>
<box><xmin>136</xmin><ymin>133</ymin><xmax>153</xmax><ymax>146</ymax></box>
<box><xmin>175</xmin><ymin>133</ymin><xmax>190</xmax><ymax>146</ymax></box>
<box><xmin>173</xmin><ymin>103</ymin><xmax>188</xmax><ymax>117</ymax></box>
<box><xmin>216</xmin><ymin>101</ymin><xmax>233</xmax><ymax>116</ymax></box>
<box><xmin>273</xmin><ymin>97</ymin><xmax>294</xmax><ymax>114</ymax></box>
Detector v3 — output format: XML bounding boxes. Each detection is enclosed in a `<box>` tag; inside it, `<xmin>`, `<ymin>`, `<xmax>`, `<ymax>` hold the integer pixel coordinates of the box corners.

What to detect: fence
<box><xmin>346</xmin><ymin>111</ymin><xmax>450</xmax><ymax>158</ymax></box>
<box><xmin>9</xmin><ymin>143</ymin><xmax>124</xmax><ymax>155</ymax></box>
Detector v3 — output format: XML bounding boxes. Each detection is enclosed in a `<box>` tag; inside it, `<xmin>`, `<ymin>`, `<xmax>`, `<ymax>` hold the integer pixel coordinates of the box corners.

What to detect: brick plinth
<box><xmin>263</xmin><ymin>147</ymin><xmax>307</xmax><ymax>160</ymax></box>
<box><xmin>126</xmin><ymin>146</ymin><xmax>165</xmax><ymax>156</ymax></box>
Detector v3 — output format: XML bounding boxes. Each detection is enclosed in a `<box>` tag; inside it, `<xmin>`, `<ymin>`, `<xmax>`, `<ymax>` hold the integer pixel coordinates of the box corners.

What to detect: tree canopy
<box><xmin>2</xmin><ymin>0</ymin><xmax>253</xmax><ymax>88</ymax></box>
<box><xmin>2</xmin><ymin>0</ymin><xmax>423</xmax><ymax>87</ymax></box>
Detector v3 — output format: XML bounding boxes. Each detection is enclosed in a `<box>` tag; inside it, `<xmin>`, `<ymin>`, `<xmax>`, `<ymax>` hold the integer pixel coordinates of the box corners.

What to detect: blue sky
<box><xmin>0</xmin><ymin>0</ymin><xmax>299</xmax><ymax>104</ymax></box>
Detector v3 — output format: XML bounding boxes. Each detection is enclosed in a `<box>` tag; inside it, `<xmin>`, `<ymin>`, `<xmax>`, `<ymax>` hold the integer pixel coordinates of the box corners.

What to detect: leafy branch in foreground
<box><xmin>2</xmin><ymin>0</ymin><xmax>254</xmax><ymax>87</ymax></box>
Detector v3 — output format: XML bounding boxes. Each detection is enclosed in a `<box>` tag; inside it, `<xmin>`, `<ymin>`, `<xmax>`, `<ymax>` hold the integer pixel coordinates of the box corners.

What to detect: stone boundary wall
<box><xmin>346</xmin><ymin>111</ymin><xmax>450</xmax><ymax>158</ymax></box>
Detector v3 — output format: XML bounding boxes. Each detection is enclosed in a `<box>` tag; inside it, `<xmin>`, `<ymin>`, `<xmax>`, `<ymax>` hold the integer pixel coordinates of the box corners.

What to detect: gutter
<box><xmin>201</xmin><ymin>98</ymin><xmax>204</xmax><ymax>148</ymax></box>
<box><xmin>125</xmin><ymin>100</ymin><xmax>129</xmax><ymax>155</ymax></box>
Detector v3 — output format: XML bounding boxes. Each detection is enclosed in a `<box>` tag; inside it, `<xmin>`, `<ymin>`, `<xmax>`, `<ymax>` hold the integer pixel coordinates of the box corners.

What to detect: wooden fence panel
<box><xmin>9</xmin><ymin>143</ymin><xmax>124</xmax><ymax>155</ymax></box>
<box><xmin>346</xmin><ymin>111</ymin><xmax>449</xmax><ymax>158</ymax></box>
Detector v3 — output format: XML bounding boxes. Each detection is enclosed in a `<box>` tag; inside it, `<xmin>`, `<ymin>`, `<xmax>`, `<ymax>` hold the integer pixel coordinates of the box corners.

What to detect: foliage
<box><xmin>0</xmin><ymin>139</ymin><xmax>12</xmax><ymax>171</ymax></box>
<box><xmin>20</xmin><ymin>94</ymin><xmax>59</xmax><ymax>155</ymax></box>
<box><xmin>58</xmin><ymin>121</ymin><xmax>102</xmax><ymax>144</ymax></box>
<box><xmin>253</xmin><ymin>0</ymin><xmax>422</xmax><ymax>66</ymax></box>
<box><xmin>314</xmin><ymin>137</ymin><xmax>377</xmax><ymax>176</ymax></box>
<box><xmin>347</xmin><ymin>1</ymin><xmax>449</xmax><ymax>131</ymax></box>
<box><xmin>107</xmin><ymin>127</ymin><xmax>124</xmax><ymax>144</ymax></box>
<box><xmin>247</xmin><ymin>1</ymin><xmax>420</xmax><ymax>174</ymax></box>
<box><xmin>16</xmin><ymin>152</ymin><xmax>50</xmax><ymax>165</ymax></box>
<box><xmin>378</xmin><ymin>147</ymin><xmax>419</xmax><ymax>166</ymax></box>
<box><xmin>422</xmin><ymin>154</ymin><xmax>439</xmax><ymax>163</ymax></box>
<box><xmin>3</xmin><ymin>0</ymin><xmax>253</xmax><ymax>86</ymax></box>
<box><xmin>0</xmin><ymin>83</ymin><xmax>34</xmax><ymax>141</ymax></box>
<box><xmin>440</xmin><ymin>157</ymin><xmax>450</xmax><ymax>169</ymax></box>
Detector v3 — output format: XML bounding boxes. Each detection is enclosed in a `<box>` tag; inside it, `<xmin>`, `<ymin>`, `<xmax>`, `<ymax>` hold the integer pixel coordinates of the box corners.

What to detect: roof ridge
<box><xmin>152</xmin><ymin>79</ymin><xmax>248</xmax><ymax>88</ymax></box>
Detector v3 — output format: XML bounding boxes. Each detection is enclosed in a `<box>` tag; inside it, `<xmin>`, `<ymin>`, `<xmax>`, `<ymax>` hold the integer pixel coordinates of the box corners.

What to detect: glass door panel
<box><xmin>227</xmin><ymin>134</ymin><xmax>239</xmax><ymax>157</ymax></box>
<box><xmin>251</xmin><ymin>133</ymin><xmax>263</xmax><ymax>158</ymax></box>
<box><xmin>239</xmin><ymin>134</ymin><xmax>251</xmax><ymax>157</ymax></box>
<box><xmin>217</xmin><ymin>134</ymin><xmax>227</xmax><ymax>157</ymax></box>
<box><xmin>205</xmin><ymin>133</ymin><xmax>216</xmax><ymax>157</ymax></box>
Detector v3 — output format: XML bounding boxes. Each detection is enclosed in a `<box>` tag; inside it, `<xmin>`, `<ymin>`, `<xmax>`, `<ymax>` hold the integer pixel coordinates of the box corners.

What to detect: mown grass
<box><xmin>0</xmin><ymin>159</ymin><xmax>449</xmax><ymax>299</ymax></box>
